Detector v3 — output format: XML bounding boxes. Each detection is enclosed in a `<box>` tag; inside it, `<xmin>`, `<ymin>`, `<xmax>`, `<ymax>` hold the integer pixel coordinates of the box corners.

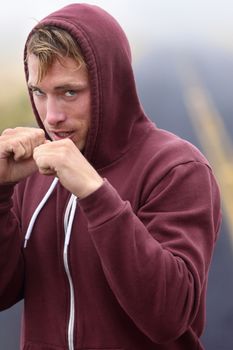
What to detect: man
<box><xmin>0</xmin><ymin>4</ymin><xmax>221</xmax><ymax>350</ymax></box>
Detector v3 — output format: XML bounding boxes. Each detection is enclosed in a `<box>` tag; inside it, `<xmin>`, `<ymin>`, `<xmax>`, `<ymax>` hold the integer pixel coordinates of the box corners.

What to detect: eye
<box><xmin>65</xmin><ymin>90</ymin><xmax>77</xmax><ymax>97</ymax></box>
<box><xmin>31</xmin><ymin>88</ymin><xmax>45</xmax><ymax>97</ymax></box>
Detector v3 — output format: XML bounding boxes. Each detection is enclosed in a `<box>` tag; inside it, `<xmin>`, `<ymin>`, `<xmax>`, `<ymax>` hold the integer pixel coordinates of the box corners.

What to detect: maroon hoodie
<box><xmin>0</xmin><ymin>4</ymin><xmax>221</xmax><ymax>350</ymax></box>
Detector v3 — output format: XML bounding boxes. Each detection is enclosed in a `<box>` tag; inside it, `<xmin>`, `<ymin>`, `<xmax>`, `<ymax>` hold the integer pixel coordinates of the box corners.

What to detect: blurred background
<box><xmin>1</xmin><ymin>0</ymin><xmax>233</xmax><ymax>349</ymax></box>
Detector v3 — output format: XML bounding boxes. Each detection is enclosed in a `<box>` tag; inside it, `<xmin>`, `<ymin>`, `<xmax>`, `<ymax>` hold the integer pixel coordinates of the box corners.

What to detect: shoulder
<box><xmin>137</xmin><ymin>129</ymin><xmax>220</xmax><ymax>214</ymax></box>
<box><xmin>144</xmin><ymin>127</ymin><xmax>209</xmax><ymax>169</ymax></box>
<box><xmin>129</xmin><ymin>125</ymin><xmax>211</xmax><ymax>187</ymax></box>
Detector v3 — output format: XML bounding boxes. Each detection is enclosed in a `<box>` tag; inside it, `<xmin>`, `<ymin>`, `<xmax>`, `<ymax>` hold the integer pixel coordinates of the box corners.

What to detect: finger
<box><xmin>12</xmin><ymin>141</ymin><xmax>28</xmax><ymax>161</ymax></box>
<box><xmin>1</xmin><ymin>128</ymin><xmax>14</xmax><ymax>136</ymax></box>
<box><xmin>38</xmin><ymin>167</ymin><xmax>56</xmax><ymax>176</ymax></box>
<box><xmin>8</xmin><ymin>138</ymin><xmax>34</xmax><ymax>161</ymax></box>
<box><xmin>0</xmin><ymin>139</ymin><xmax>27</xmax><ymax>161</ymax></box>
<box><xmin>10</xmin><ymin>129</ymin><xmax>45</xmax><ymax>160</ymax></box>
<box><xmin>20</xmin><ymin>129</ymin><xmax>46</xmax><ymax>158</ymax></box>
<box><xmin>33</xmin><ymin>150</ymin><xmax>56</xmax><ymax>175</ymax></box>
<box><xmin>30</xmin><ymin>129</ymin><xmax>46</xmax><ymax>149</ymax></box>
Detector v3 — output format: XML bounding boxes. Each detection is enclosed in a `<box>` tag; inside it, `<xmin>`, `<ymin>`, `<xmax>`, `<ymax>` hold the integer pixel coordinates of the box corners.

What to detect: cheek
<box><xmin>79</xmin><ymin>119</ymin><xmax>90</xmax><ymax>138</ymax></box>
<box><xmin>83</xmin><ymin>95</ymin><xmax>92</xmax><ymax>127</ymax></box>
<box><xmin>82</xmin><ymin>114</ymin><xmax>91</xmax><ymax>138</ymax></box>
<box><xmin>75</xmin><ymin>95</ymin><xmax>91</xmax><ymax>129</ymax></box>
<box><xmin>33</xmin><ymin>98</ymin><xmax>46</xmax><ymax>122</ymax></box>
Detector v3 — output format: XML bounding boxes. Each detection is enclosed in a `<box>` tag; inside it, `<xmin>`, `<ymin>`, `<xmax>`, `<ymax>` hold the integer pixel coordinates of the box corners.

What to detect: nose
<box><xmin>45</xmin><ymin>96</ymin><xmax>66</xmax><ymax>126</ymax></box>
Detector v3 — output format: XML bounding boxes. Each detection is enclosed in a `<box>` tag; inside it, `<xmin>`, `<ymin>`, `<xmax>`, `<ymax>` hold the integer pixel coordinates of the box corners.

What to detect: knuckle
<box><xmin>35</xmin><ymin>128</ymin><xmax>45</xmax><ymax>137</ymax></box>
<box><xmin>62</xmin><ymin>140</ymin><xmax>72</xmax><ymax>153</ymax></box>
<box><xmin>1</xmin><ymin>128</ymin><xmax>13</xmax><ymax>136</ymax></box>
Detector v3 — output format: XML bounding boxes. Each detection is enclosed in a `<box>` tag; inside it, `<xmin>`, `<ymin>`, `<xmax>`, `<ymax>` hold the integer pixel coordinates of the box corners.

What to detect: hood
<box><xmin>24</xmin><ymin>3</ymin><xmax>149</xmax><ymax>169</ymax></box>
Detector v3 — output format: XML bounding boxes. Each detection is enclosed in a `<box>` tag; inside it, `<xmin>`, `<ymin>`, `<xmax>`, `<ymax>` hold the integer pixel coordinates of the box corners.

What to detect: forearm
<box><xmin>79</xmin><ymin>164</ymin><xmax>221</xmax><ymax>343</ymax></box>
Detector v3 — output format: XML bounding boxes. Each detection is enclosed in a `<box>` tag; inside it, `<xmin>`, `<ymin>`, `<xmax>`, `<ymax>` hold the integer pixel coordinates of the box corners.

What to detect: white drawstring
<box><xmin>63</xmin><ymin>193</ymin><xmax>77</xmax><ymax>350</ymax></box>
<box><xmin>64</xmin><ymin>194</ymin><xmax>77</xmax><ymax>249</ymax></box>
<box><xmin>23</xmin><ymin>176</ymin><xmax>77</xmax><ymax>350</ymax></box>
<box><xmin>24</xmin><ymin>177</ymin><xmax>59</xmax><ymax>248</ymax></box>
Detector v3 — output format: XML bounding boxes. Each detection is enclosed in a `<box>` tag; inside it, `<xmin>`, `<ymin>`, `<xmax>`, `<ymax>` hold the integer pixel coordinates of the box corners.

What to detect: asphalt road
<box><xmin>0</xmin><ymin>43</ymin><xmax>233</xmax><ymax>349</ymax></box>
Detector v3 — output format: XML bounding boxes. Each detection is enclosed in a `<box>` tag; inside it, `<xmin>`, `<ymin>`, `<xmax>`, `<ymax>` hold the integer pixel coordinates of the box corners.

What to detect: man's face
<box><xmin>27</xmin><ymin>54</ymin><xmax>91</xmax><ymax>151</ymax></box>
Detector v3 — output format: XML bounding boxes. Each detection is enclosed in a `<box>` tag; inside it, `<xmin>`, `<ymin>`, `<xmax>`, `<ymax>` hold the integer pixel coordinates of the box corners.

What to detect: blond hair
<box><xmin>26</xmin><ymin>26</ymin><xmax>86</xmax><ymax>82</ymax></box>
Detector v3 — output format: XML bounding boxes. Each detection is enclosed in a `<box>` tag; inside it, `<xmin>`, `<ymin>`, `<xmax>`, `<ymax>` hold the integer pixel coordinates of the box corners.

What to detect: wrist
<box><xmin>78</xmin><ymin>177</ymin><xmax>104</xmax><ymax>199</ymax></box>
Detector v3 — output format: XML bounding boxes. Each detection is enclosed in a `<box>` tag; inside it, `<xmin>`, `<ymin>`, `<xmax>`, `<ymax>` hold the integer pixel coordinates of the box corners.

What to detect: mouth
<box><xmin>48</xmin><ymin>130</ymin><xmax>75</xmax><ymax>141</ymax></box>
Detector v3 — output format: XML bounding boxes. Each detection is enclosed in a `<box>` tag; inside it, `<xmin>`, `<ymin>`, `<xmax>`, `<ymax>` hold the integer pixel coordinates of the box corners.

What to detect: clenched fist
<box><xmin>0</xmin><ymin>127</ymin><xmax>46</xmax><ymax>183</ymax></box>
<box><xmin>0</xmin><ymin>127</ymin><xmax>103</xmax><ymax>198</ymax></box>
<box><xmin>33</xmin><ymin>138</ymin><xmax>103</xmax><ymax>198</ymax></box>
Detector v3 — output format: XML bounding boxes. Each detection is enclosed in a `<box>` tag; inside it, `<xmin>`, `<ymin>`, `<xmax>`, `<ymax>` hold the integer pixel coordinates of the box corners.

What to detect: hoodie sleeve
<box><xmin>0</xmin><ymin>184</ymin><xmax>24</xmax><ymax>310</ymax></box>
<box><xmin>79</xmin><ymin>161</ymin><xmax>221</xmax><ymax>344</ymax></box>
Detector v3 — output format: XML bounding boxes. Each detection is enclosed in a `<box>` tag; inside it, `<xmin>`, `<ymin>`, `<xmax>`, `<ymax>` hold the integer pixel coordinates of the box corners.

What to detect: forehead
<box><xmin>27</xmin><ymin>54</ymin><xmax>88</xmax><ymax>86</ymax></box>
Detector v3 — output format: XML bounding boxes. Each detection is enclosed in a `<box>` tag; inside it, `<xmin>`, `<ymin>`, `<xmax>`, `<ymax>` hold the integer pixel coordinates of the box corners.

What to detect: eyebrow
<box><xmin>27</xmin><ymin>83</ymin><xmax>39</xmax><ymax>90</ymax></box>
<box><xmin>28</xmin><ymin>83</ymin><xmax>88</xmax><ymax>91</ymax></box>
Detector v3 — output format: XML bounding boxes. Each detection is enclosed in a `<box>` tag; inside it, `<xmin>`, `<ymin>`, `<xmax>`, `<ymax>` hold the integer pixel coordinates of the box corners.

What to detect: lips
<box><xmin>48</xmin><ymin>130</ymin><xmax>75</xmax><ymax>140</ymax></box>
